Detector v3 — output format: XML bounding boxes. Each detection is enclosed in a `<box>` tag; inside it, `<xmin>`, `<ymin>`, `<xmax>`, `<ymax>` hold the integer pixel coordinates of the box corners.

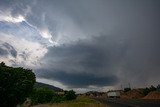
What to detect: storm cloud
<box><xmin>36</xmin><ymin>35</ymin><xmax>127</xmax><ymax>87</ymax></box>
<box><xmin>36</xmin><ymin>32</ymin><xmax>160</xmax><ymax>88</ymax></box>
<box><xmin>37</xmin><ymin>69</ymin><xmax>118</xmax><ymax>88</ymax></box>
<box><xmin>0</xmin><ymin>42</ymin><xmax>17</xmax><ymax>57</ymax></box>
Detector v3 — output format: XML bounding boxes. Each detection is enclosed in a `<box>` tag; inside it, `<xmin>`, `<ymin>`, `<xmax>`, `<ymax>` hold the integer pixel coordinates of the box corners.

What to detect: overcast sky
<box><xmin>0</xmin><ymin>0</ymin><xmax>160</xmax><ymax>92</ymax></box>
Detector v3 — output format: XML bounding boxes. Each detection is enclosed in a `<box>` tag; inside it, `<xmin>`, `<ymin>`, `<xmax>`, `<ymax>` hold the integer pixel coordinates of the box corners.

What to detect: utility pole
<box><xmin>128</xmin><ymin>83</ymin><xmax>131</xmax><ymax>89</ymax></box>
<box><xmin>121</xmin><ymin>84</ymin><xmax>123</xmax><ymax>90</ymax></box>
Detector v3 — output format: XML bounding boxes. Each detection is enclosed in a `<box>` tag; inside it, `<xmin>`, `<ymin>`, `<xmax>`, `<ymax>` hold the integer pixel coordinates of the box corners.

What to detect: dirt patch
<box><xmin>143</xmin><ymin>91</ymin><xmax>160</xmax><ymax>99</ymax></box>
<box><xmin>120</xmin><ymin>89</ymin><xmax>144</xmax><ymax>99</ymax></box>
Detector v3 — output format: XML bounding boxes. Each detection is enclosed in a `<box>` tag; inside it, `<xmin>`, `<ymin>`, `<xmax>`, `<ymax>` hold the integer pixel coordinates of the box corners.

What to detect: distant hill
<box><xmin>34</xmin><ymin>82</ymin><xmax>63</xmax><ymax>92</ymax></box>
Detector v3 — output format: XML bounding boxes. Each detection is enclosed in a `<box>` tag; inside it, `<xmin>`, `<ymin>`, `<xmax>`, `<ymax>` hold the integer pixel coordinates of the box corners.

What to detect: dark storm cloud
<box><xmin>36</xmin><ymin>69</ymin><xmax>118</xmax><ymax>88</ymax></box>
<box><xmin>36</xmin><ymin>35</ymin><xmax>128</xmax><ymax>87</ymax></box>
<box><xmin>0</xmin><ymin>48</ymin><xmax>8</xmax><ymax>56</ymax></box>
<box><xmin>0</xmin><ymin>42</ymin><xmax>17</xmax><ymax>57</ymax></box>
<box><xmin>121</xmin><ymin>34</ymin><xmax>160</xmax><ymax>86</ymax></box>
<box><xmin>37</xmin><ymin>30</ymin><xmax>160</xmax><ymax>87</ymax></box>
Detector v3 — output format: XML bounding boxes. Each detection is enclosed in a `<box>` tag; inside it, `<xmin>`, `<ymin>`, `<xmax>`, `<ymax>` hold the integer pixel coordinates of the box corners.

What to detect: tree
<box><xmin>0</xmin><ymin>62</ymin><xmax>5</xmax><ymax>67</ymax></box>
<box><xmin>0</xmin><ymin>62</ymin><xmax>36</xmax><ymax>107</ymax></box>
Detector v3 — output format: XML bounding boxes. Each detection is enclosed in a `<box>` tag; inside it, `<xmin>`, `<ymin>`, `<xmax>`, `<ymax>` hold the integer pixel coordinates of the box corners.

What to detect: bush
<box><xmin>143</xmin><ymin>85</ymin><xmax>157</xmax><ymax>96</ymax></box>
<box><xmin>30</xmin><ymin>88</ymin><xmax>55</xmax><ymax>105</ymax></box>
<box><xmin>143</xmin><ymin>87</ymin><xmax>150</xmax><ymax>96</ymax></box>
<box><xmin>0</xmin><ymin>62</ymin><xmax>36</xmax><ymax>107</ymax></box>
<box><xmin>30</xmin><ymin>88</ymin><xmax>77</xmax><ymax>104</ymax></box>
<box><xmin>124</xmin><ymin>88</ymin><xmax>131</xmax><ymax>92</ymax></box>
<box><xmin>150</xmin><ymin>85</ymin><xmax>156</xmax><ymax>91</ymax></box>
<box><xmin>157</xmin><ymin>84</ymin><xmax>160</xmax><ymax>91</ymax></box>
<box><xmin>63</xmin><ymin>90</ymin><xmax>77</xmax><ymax>100</ymax></box>
<box><xmin>51</xmin><ymin>94</ymin><xmax>64</xmax><ymax>103</ymax></box>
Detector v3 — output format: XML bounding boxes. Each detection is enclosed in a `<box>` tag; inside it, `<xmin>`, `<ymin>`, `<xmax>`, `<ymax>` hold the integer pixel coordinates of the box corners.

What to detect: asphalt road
<box><xmin>94</xmin><ymin>98</ymin><xmax>160</xmax><ymax>107</ymax></box>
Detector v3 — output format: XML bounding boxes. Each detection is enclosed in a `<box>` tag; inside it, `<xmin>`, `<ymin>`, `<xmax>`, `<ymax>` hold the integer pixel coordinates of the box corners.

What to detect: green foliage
<box><xmin>51</xmin><ymin>90</ymin><xmax>77</xmax><ymax>103</ymax></box>
<box><xmin>0</xmin><ymin>62</ymin><xmax>5</xmax><ymax>67</ymax></box>
<box><xmin>124</xmin><ymin>88</ymin><xmax>131</xmax><ymax>92</ymax></box>
<box><xmin>143</xmin><ymin>87</ymin><xmax>150</xmax><ymax>96</ymax></box>
<box><xmin>30</xmin><ymin>87</ymin><xmax>55</xmax><ymax>105</ymax></box>
<box><xmin>143</xmin><ymin>85</ymin><xmax>157</xmax><ymax>96</ymax></box>
<box><xmin>63</xmin><ymin>90</ymin><xmax>77</xmax><ymax>101</ymax></box>
<box><xmin>157</xmin><ymin>84</ymin><xmax>160</xmax><ymax>91</ymax></box>
<box><xmin>29</xmin><ymin>88</ymin><xmax>77</xmax><ymax>105</ymax></box>
<box><xmin>51</xmin><ymin>94</ymin><xmax>64</xmax><ymax>103</ymax></box>
<box><xmin>150</xmin><ymin>85</ymin><xmax>156</xmax><ymax>91</ymax></box>
<box><xmin>0</xmin><ymin>62</ymin><xmax>36</xmax><ymax>107</ymax></box>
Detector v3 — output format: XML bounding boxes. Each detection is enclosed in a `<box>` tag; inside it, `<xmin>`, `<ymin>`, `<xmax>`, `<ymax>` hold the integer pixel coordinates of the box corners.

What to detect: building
<box><xmin>107</xmin><ymin>90</ymin><xmax>121</xmax><ymax>98</ymax></box>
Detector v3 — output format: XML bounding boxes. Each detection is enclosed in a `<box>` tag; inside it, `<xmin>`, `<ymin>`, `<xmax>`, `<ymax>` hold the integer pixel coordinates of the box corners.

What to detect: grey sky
<box><xmin>0</xmin><ymin>0</ymin><xmax>160</xmax><ymax>92</ymax></box>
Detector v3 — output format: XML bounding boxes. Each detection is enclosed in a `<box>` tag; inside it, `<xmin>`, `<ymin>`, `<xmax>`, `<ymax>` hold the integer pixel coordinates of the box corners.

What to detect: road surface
<box><xmin>94</xmin><ymin>98</ymin><xmax>160</xmax><ymax>107</ymax></box>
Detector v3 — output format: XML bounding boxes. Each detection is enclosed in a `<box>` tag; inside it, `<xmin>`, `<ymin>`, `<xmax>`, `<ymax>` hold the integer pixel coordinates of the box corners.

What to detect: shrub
<box><xmin>63</xmin><ymin>90</ymin><xmax>77</xmax><ymax>100</ymax></box>
<box><xmin>51</xmin><ymin>94</ymin><xmax>64</xmax><ymax>103</ymax></box>
<box><xmin>124</xmin><ymin>88</ymin><xmax>131</xmax><ymax>92</ymax></box>
<box><xmin>150</xmin><ymin>85</ymin><xmax>156</xmax><ymax>91</ymax></box>
<box><xmin>30</xmin><ymin>87</ymin><xmax>55</xmax><ymax>105</ymax></box>
<box><xmin>157</xmin><ymin>84</ymin><xmax>160</xmax><ymax>91</ymax></box>
<box><xmin>143</xmin><ymin>85</ymin><xmax>157</xmax><ymax>96</ymax></box>
<box><xmin>143</xmin><ymin>87</ymin><xmax>150</xmax><ymax>96</ymax></box>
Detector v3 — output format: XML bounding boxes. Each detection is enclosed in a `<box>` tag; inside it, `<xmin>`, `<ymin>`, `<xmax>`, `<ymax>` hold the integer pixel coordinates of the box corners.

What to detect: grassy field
<box><xmin>32</xmin><ymin>96</ymin><xmax>105</xmax><ymax>107</ymax></box>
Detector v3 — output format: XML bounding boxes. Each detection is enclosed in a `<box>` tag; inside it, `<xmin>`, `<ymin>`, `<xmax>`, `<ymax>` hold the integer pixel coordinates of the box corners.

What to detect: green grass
<box><xmin>32</xmin><ymin>96</ymin><xmax>105</xmax><ymax>107</ymax></box>
<box><xmin>63</xmin><ymin>96</ymin><xmax>102</xmax><ymax>106</ymax></box>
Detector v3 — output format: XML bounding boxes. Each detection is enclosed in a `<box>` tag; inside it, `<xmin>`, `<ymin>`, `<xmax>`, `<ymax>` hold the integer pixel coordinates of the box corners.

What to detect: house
<box><xmin>107</xmin><ymin>90</ymin><xmax>121</xmax><ymax>98</ymax></box>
